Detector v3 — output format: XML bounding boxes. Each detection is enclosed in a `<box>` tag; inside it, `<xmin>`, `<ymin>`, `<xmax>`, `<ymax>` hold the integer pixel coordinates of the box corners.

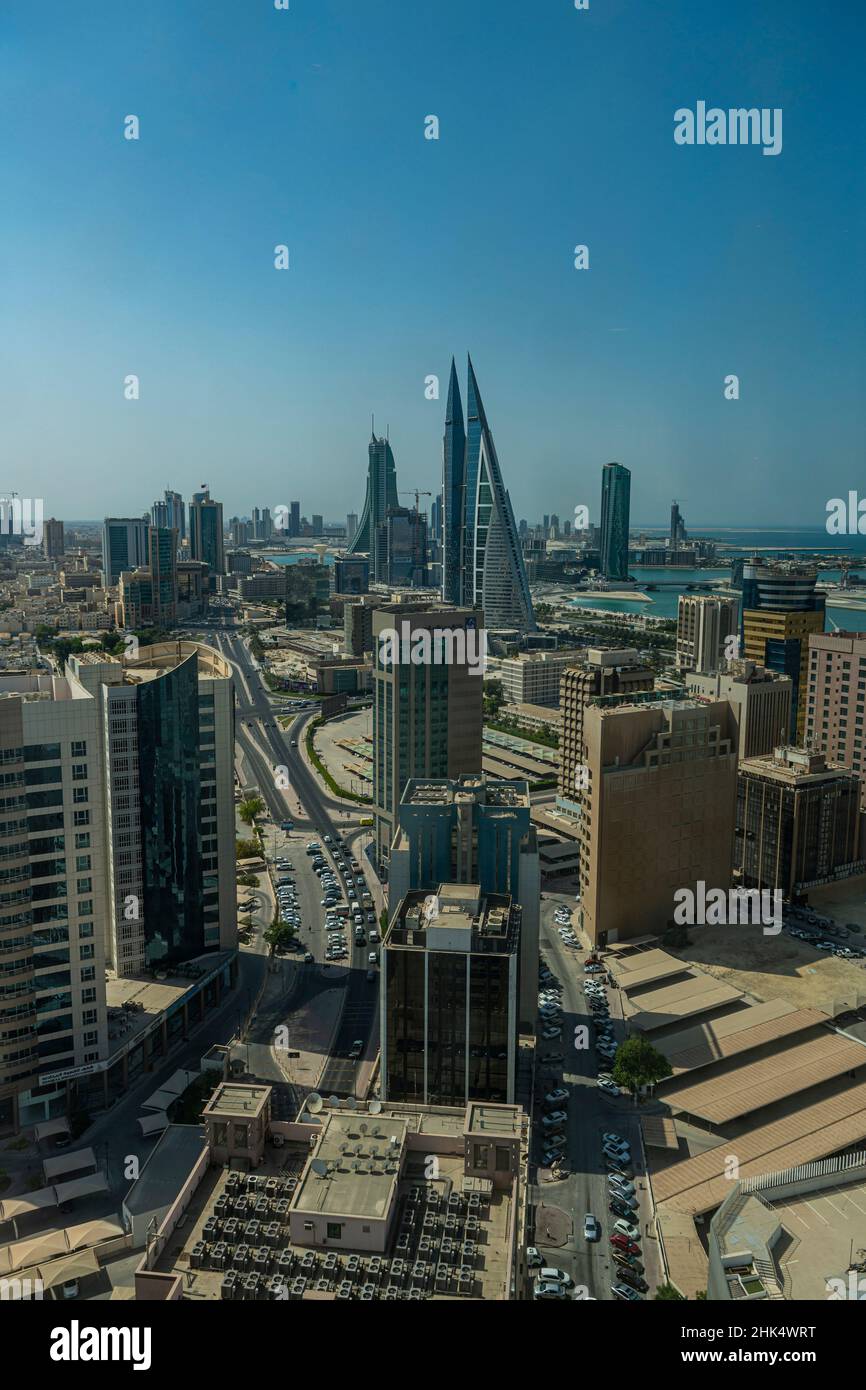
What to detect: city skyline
<box><xmin>4</xmin><ymin>1</ymin><xmax>865</xmax><ymax>524</ymax></box>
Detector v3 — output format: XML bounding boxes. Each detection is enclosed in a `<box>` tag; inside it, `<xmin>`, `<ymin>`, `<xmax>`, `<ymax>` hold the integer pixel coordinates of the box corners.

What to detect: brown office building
<box><xmin>372</xmin><ymin>605</ymin><xmax>483</xmax><ymax>872</ymax></box>
<box><xmin>557</xmin><ymin>648</ymin><xmax>654</xmax><ymax>811</ymax></box>
<box><xmin>578</xmin><ymin>695</ymin><xmax>739</xmax><ymax>946</ymax></box>
<box><xmin>735</xmin><ymin>746</ymin><xmax>864</xmax><ymax>898</ymax></box>
<box><xmin>686</xmin><ymin>661</ymin><xmax>793</xmax><ymax>760</ymax></box>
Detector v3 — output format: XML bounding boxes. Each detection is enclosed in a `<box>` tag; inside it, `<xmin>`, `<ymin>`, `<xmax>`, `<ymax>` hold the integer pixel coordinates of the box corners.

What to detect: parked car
<box><xmin>534</xmin><ymin>1281</ymin><xmax>570</xmax><ymax>1300</ymax></box>
<box><xmin>542</xmin><ymin>1110</ymin><xmax>568</xmax><ymax>1129</ymax></box>
<box><xmin>583</xmin><ymin>1214</ymin><xmax>600</xmax><ymax>1242</ymax></box>
<box><xmin>544</xmin><ymin>1088</ymin><xmax>569</xmax><ymax>1107</ymax></box>
<box><xmin>609</xmin><ymin>1235</ymin><xmax>640</xmax><ymax>1255</ymax></box>
<box><xmin>613</xmin><ymin>1218</ymin><xmax>640</xmax><ymax>1240</ymax></box>
<box><xmin>526</xmin><ymin>1246</ymin><xmax>543</xmax><ymax>1268</ymax></box>
<box><xmin>611</xmin><ymin>1282</ymin><xmax>643</xmax><ymax>1301</ymax></box>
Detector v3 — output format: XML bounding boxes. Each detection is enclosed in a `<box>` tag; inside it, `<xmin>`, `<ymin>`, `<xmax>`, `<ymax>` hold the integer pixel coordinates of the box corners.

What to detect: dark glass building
<box><xmin>348</xmin><ymin>432</ymin><xmax>400</xmax><ymax>581</ymax></box>
<box><xmin>599</xmin><ymin>462</ymin><xmax>631</xmax><ymax>581</ymax></box>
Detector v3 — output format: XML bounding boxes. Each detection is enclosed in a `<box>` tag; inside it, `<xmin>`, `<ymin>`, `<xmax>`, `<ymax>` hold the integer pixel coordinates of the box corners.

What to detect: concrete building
<box><xmin>557</xmin><ymin>649</ymin><xmax>654</xmax><ymax>814</ymax></box>
<box><xmin>381</xmin><ymin>884</ymin><xmax>522</xmax><ymax>1107</ymax></box>
<box><xmin>43</xmin><ymin>519</ymin><xmax>65</xmax><ymax>561</ymax></box>
<box><xmin>741</xmin><ymin>562</ymin><xmax>825</xmax><ymax>740</ymax></box>
<box><xmin>578</xmin><ymin>695</ymin><xmax>739</xmax><ymax>945</ymax></box>
<box><xmin>343</xmin><ymin>598</ymin><xmax>375</xmax><ymax>657</ymax></box>
<box><xmin>686</xmin><ymin>661</ymin><xmax>793</xmax><ymax>759</ymax></box>
<box><xmin>388</xmin><ymin>776</ymin><xmax>539</xmax><ymax>1027</ymax></box>
<box><xmin>676</xmin><ymin>594</ymin><xmax>739</xmax><ymax>674</ymax></box>
<box><xmin>805</xmin><ymin>631</ymin><xmax>866</xmax><ymax>807</ymax></box>
<box><xmin>372</xmin><ymin>605</ymin><xmax>484</xmax><ymax>872</ymax></box>
<box><xmin>494</xmin><ymin>649</ymin><xmax>580</xmax><ymax>707</ymax></box>
<box><xmin>735</xmin><ymin>746</ymin><xmax>864</xmax><ymax>898</ymax></box>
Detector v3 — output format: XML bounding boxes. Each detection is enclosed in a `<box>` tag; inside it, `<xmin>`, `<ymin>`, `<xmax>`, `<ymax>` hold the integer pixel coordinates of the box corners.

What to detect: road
<box><xmin>527</xmin><ymin>891</ymin><xmax>659</xmax><ymax>1301</ymax></box>
<box><xmin>211</xmin><ymin>617</ymin><xmax>379</xmax><ymax>1097</ymax></box>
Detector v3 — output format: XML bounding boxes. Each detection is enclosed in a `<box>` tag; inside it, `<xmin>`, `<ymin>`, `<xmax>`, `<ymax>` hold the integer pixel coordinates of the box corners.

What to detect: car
<box><xmin>613</xmin><ymin>1218</ymin><xmax>640</xmax><ymax>1240</ymax></box>
<box><xmin>609</xmin><ymin>1198</ymin><xmax>636</xmax><ymax>1221</ymax></box>
<box><xmin>603</xmin><ymin>1130</ymin><xmax>627</xmax><ymax>1149</ymax></box>
<box><xmin>541</xmin><ymin>1027</ymin><xmax>562</xmax><ymax>1040</ymax></box>
<box><xmin>366</xmin><ymin>969</ymin><xmax>376</xmax><ymax>982</ymax></box>
<box><xmin>540</xmin><ymin>1148</ymin><xmax>565</xmax><ymax>1168</ymax></box>
<box><xmin>526</xmin><ymin>1246</ymin><xmax>544</xmax><ymax>1268</ymax></box>
<box><xmin>617</xmin><ymin>1268</ymin><xmax>649</xmax><ymax>1293</ymax></box>
<box><xmin>534</xmin><ymin>1281</ymin><xmax>569</xmax><ymax>1300</ymax></box>
<box><xmin>603</xmin><ymin>1141</ymin><xmax>631</xmax><ymax>1159</ymax></box>
<box><xmin>611</xmin><ymin>1282</ymin><xmax>643</xmax><ymax>1301</ymax></box>
<box><xmin>368</xmin><ymin>952</ymin><xmax>377</xmax><ymax>965</ymax></box>
<box><xmin>543</xmin><ymin>1131</ymin><xmax>566</xmax><ymax>1150</ymax></box>
<box><xmin>608</xmin><ymin>1179</ymin><xmax>636</xmax><ymax>1201</ymax></box>
<box><xmin>544</xmin><ymin>1088</ymin><xmax>569</xmax><ymax>1107</ymax></box>
<box><xmin>583</xmin><ymin>1214</ymin><xmax>600</xmax><ymax>1242</ymax></box>
<box><xmin>612</xmin><ymin>1252</ymin><xmax>644</xmax><ymax>1274</ymax></box>
<box><xmin>348</xmin><ymin>1039</ymin><xmax>363</xmax><ymax>1059</ymax></box>
<box><xmin>606</xmin><ymin>1160</ymin><xmax>634</xmax><ymax>1180</ymax></box>
<box><xmin>303</xmin><ymin>952</ymin><xmax>314</xmax><ymax>962</ymax></box>
<box><xmin>598</xmin><ymin>1078</ymin><xmax>620</xmax><ymax>1096</ymax></box>
<box><xmin>540</xmin><ymin>1052</ymin><xmax>564</xmax><ymax>1064</ymax></box>
<box><xmin>538</xmin><ymin>1267</ymin><xmax>573</xmax><ymax>1288</ymax></box>
<box><xmin>609</xmin><ymin>1234</ymin><xmax>640</xmax><ymax>1255</ymax></box>
<box><xmin>542</xmin><ymin>1109</ymin><xmax>568</xmax><ymax>1129</ymax></box>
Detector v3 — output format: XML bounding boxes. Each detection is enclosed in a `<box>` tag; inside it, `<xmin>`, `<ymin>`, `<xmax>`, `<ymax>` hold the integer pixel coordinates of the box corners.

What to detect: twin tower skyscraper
<box><xmin>442</xmin><ymin>356</ymin><xmax>535</xmax><ymax>631</ymax></box>
<box><xmin>349</xmin><ymin>356</ymin><xmax>535</xmax><ymax>631</ymax></box>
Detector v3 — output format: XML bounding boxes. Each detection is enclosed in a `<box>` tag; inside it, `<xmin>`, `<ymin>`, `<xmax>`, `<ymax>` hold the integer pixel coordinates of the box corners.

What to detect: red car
<box><xmin>610</xmin><ymin>1234</ymin><xmax>640</xmax><ymax>1255</ymax></box>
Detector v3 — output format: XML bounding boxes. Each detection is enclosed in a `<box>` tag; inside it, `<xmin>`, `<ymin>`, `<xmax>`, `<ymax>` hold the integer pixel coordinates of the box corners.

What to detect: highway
<box><xmin>206</xmin><ymin>614</ymin><xmax>379</xmax><ymax>1097</ymax></box>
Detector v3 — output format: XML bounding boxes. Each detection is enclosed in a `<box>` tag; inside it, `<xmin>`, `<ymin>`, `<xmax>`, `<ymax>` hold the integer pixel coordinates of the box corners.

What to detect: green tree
<box><xmin>612</xmin><ymin>1034</ymin><xmax>672</xmax><ymax>1098</ymax></box>
<box><xmin>263</xmin><ymin>920</ymin><xmax>294</xmax><ymax>958</ymax></box>
<box><xmin>239</xmin><ymin>795</ymin><xmax>265</xmax><ymax>825</ymax></box>
<box><xmin>654</xmin><ymin>1282</ymin><xmax>686</xmax><ymax>1301</ymax></box>
<box><xmin>236</xmin><ymin>838</ymin><xmax>260</xmax><ymax>861</ymax></box>
<box><xmin>482</xmin><ymin>678</ymin><xmax>504</xmax><ymax>718</ymax></box>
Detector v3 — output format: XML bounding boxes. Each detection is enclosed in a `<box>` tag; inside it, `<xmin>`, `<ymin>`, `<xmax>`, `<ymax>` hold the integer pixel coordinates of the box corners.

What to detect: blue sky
<box><xmin>2</xmin><ymin>0</ymin><xmax>864</xmax><ymax>528</ymax></box>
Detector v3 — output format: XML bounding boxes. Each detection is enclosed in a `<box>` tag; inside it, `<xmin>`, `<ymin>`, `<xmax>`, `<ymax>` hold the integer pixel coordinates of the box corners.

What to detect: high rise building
<box><xmin>686</xmin><ymin>662</ymin><xmax>793</xmax><ymax>759</ymax></box>
<box><xmin>371</xmin><ymin>604</ymin><xmax>484</xmax><ymax>872</ymax></box>
<box><xmin>430</xmin><ymin>494</ymin><xmax>442</xmax><ymax>544</ymax></box>
<box><xmin>289</xmin><ymin>501</ymin><xmax>300</xmax><ymax>538</ymax></box>
<box><xmin>152</xmin><ymin>489</ymin><xmax>185</xmax><ymax>542</ymax></box>
<box><xmin>557</xmin><ymin>649</ymin><xmax>654</xmax><ymax>812</ymax></box>
<box><xmin>285</xmin><ymin>563</ymin><xmax>330</xmax><ymax>625</ymax></box>
<box><xmin>736</xmin><ymin>746</ymin><xmax>864</xmax><ymax>897</ymax></box>
<box><xmin>599</xmin><ymin>462</ymin><xmax>631</xmax><ymax>582</ymax></box>
<box><xmin>578</xmin><ymin>694</ymin><xmax>739</xmax><ymax>945</ymax></box>
<box><xmin>102</xmin><ymin>517</ymin><xmax>148</xmax><ymax>585</ymax></box>
<box><xmin>311</xmin><ymin>514</ymin><xmax>323</xmax><ymax>537</ymax></box>
<box><xmin>0</xmin><ymin>641</ymin><xmax>235</xmax><ymax>1131</ymax></box>
<box><xmin>441</xmin><ymin>358</ymin><xmax>535</xmax><ymax>630</ymax></box>
<box><xmin>670</xmin><ymin>500</ymin><xmax>686</xmax><ymax>548</ymax></box>
<box><xmin>190</xmin><ymin>490</ymin><xmax>226</xmax><ymax>577</ymax></box>
<box><xmin>381</xmin><ymin>884</ymin><xmax>523</xmax><ymax>1106</ymax></box>
<box><xmin>348</xmin><ymin>432</ymin><xmax>400</xmax><ymax>580</ymax></box>
<box><xmin>805</xmin><ymin>632</ymin><xmax>866</xmax><ymax>805</ymax></box>
<box><xmin>741</xmin><ymin>561</ymin><xmax>825</xmax><ymax>740</ymax></box>
<box><xmin>377</xmin><ymin>506</ymin><xmax>428</xmax><ymax>587</ymax></box>
<box><xmin>677</xmin><ymin>595</ymin><xmax>739</xmax><ymax>674</ymax></box>
<box><xmin>119</xmin><ymin>526</ymin><xmax>179</xmax><ymax>630</ymax></box>
<box><xmin>43</xmin><ymin>518</ymin><xmax>65</xmax><ymax>560</ymax></box>
<box><xmin>346</xmin><ymin>512</ymin><xmax>358</xmax><ymax>544</ymax></box>
<box><xmin>388</xmin><ymin>775</ymin><xmax>539</xmax><ymax>1028</ymax></box>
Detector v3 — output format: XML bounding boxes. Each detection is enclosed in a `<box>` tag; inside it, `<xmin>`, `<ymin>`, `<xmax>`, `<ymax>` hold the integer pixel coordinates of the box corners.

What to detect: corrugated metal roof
<box><xmin>658</xmin><ymin>1004</ymin><xmax>829</xmax><ymax>1077</ymax></box>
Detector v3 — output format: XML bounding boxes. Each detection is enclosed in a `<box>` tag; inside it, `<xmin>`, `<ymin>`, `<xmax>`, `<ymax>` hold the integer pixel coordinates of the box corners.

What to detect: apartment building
<box><xmin>494</xmin><ymin>649</ymin><xmax>580</xmax><ymax>707</ymax></box>
<box><xmin>685</xmin><ymin>661</ymin><xmax>792</xmax><ymax>759</ymax></box>
<box><xmin>557</xmin><ymin>649</ymin><xmax>654</xmax><ymax>813</ymax></box>
<box><xmin>676</xmin><ymin>594</ymin><xmax>739</xmax><ymax>674</ymax></box>
<box><xmin>805</xmin><ymin>631</ymin><xmax>866</xmax><ymax>806</ymax></box>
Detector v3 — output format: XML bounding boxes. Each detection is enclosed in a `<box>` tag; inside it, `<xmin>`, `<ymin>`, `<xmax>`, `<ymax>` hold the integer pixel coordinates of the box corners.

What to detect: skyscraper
<box><xmin>599</xmin><ymin>462</ymin><xmax>631</xmax><ymax>581</ymax></box>
<box><xmin>442</xmin><ymin>357</ymin><xmax>535</xmax><ymax>630</ymax></box>
<box><xmin>741</xmin><ymin>561</ymin><xmax>825</xmax><ymax>739</ymax></box>
<box><xmin>289</xmin><ymin>501</ymin><xmax>300</xmax><ymax>537</ymax></box>
<box><xmin>371</xmin><ymin>604</ymin><xmax>484</xmax><ymax>871</ymax></box>
<box><xmin>190</xmin><ymin>489</ymin><xmax>225</xmax><ymax>577</ymax></box>
<box><xmin>151</xmin><ymin>489</ymin><xmax>185</xmax><ymax>541</ymax></box>
<box><xmin>377</xmin><ymin>506</ymin><xmax>428</xmax><ymax>587</ymax></box>
<box><xmin>348</xmin><ymin>431</ymin><xmax>400</xmax><ymax>580</ymax></box>
<box><xmin>102</xmin><ymin>517</ymin><xmax>149</xmax><ymax>585</ymax></box>
<box><xmin>43</xmin><ymin>517</ymin><xmax>65</xmax><ymax>560</ymax></box>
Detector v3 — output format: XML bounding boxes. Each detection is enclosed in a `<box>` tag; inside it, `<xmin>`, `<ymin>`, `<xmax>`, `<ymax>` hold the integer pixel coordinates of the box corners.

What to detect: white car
<box><xmin>613</xmin><ymin>1219</ymin><xmax>640</xmax><ymax>1240</ymax></box>
<box><xmin>542</xmin><ymin>1110</ymin><xmax>568</xmax><ymax>1129</ymax></box>
<box><xmin>598</xmin><ymin>1078</ymin><xmax>620</xmax><ymax>1096</ymax></box>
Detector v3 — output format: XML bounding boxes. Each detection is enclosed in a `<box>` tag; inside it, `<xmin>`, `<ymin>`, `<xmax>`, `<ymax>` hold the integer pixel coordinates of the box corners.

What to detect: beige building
<box><xmin>493</xmin><ymin>649</ymin><xmax>580</xmax><ymax>707</ymax></box>
<box><xmin>805</xmin><ymin>631</ymin><xmax>866</xmax><ymax>806</ymax></box>
<box><xmin>686</xmin><ymin>660</ymin><xmax>792</xmax><ymax>759</ymax></box>
<box><xmin>557</xmin><ymin>649</ymin><xmax>654</xmax><ymax>811</ymax></box>
<box><xmin>579</xmin><ymin>695</ymin><xmax>739</xmax><ymax>945</ymax></box>
<box><xmin>372</xmin><ymin>605</ymin><xmax>484</xmax><ymax>872</ymax></box>
<box><xmin>676</xmin><ymin>594</ymin><xmax>739</xmax><ymax>674</ymax></box>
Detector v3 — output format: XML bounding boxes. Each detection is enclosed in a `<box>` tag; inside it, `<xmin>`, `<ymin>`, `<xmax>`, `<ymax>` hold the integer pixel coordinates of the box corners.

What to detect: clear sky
<box><xmin>3</xmin><ymin>0</ymin><xmax>864</xmax><ymax>528</ymax></box>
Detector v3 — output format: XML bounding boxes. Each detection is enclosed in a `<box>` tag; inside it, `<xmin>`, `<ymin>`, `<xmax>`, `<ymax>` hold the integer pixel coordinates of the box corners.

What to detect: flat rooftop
<box><xmin>466</xmin><ymin>1103</ymin><xmax>522</xmax><ymax>1137</ymax></box>
<box><xmin>293</xmin><ymin>1112</ymin><xmax>407</xmax><ymax>1221</ymax></box>
<box><xmin>204</xmin><ymin>1083</ymin><xmax>270</xmax><ymax>1121</ymax></box>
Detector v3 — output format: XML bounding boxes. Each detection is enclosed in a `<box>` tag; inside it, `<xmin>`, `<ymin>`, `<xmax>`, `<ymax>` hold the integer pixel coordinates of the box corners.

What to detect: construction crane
<box><xmin>398</xmin><ymin>489</ymin><xmax>432</xmax><ymax>512</ymax></box>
